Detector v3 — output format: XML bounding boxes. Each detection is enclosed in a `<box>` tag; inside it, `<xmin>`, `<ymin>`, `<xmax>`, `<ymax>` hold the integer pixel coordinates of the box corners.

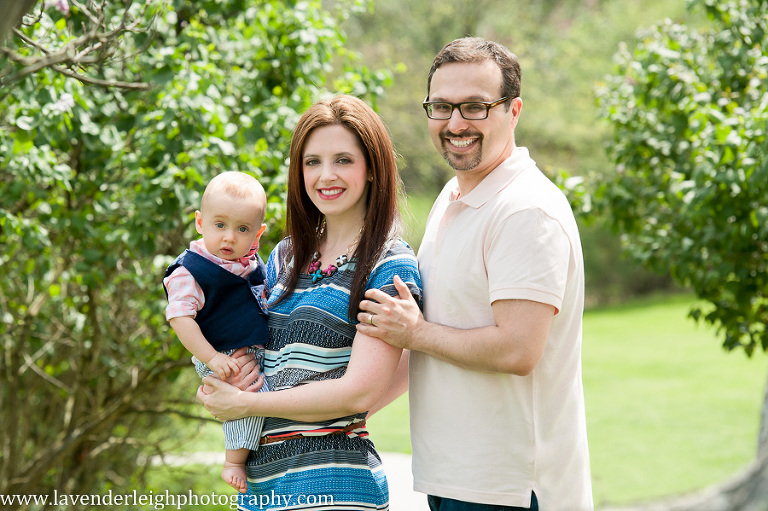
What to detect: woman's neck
<box><xmin>319</xmin><ymin>216</ymin><xmax>365</xmax><ymax>258</ymax></box>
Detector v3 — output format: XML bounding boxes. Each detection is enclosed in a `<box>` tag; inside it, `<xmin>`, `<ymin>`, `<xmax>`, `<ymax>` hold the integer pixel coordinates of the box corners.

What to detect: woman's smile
<box><xmin>317</xmin><ymin>186</ymin><xmax>346</xmax><ymax>200</ymax></box>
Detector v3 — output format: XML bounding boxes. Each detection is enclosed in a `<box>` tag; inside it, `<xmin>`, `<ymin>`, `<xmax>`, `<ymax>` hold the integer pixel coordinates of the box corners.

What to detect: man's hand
<box><xmin>356</xmin><ymin>275</ymin><xmax>423</xmax><ymax>349</ymax></box>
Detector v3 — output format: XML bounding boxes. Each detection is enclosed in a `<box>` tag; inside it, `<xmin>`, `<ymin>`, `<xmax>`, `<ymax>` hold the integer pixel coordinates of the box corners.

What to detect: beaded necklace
<box><xmin>307</xmin><ymin>219</ymin><xmax>363</xmax><ymax>284</ymax></box>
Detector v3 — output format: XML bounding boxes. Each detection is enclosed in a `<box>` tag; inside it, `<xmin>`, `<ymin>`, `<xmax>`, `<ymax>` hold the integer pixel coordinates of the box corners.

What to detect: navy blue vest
<box><xmin>163</xmin><ymin>250</ymin><xmax>269</xmax><ymax>351</ymax></box>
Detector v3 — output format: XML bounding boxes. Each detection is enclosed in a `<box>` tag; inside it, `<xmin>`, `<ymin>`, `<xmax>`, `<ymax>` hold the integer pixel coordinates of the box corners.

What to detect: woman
<box><xmin>198</xmin><ymin>95</ymin><xmax>422</xmax><ymax>510</ymax></box>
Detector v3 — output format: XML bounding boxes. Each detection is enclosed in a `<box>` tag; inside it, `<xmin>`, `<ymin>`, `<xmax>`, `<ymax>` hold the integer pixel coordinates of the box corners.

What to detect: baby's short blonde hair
<box><xmin>201</xmin><ymin>171</ymin><xmax>267</xmax><ymax>224</ymax></box>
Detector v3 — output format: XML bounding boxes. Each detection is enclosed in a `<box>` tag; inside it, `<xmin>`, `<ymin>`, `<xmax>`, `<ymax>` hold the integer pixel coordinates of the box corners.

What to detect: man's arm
<box><xmin>356</xmin><ymin>276</ymin><xmax>554</xmax><ymax>376</ymax></box>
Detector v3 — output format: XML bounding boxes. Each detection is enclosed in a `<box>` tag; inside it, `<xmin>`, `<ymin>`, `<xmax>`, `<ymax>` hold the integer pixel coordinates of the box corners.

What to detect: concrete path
<box><xmin>379</xmin><ymin>451</ymin><xmax>428</xmax><ymax>510</ymax></box>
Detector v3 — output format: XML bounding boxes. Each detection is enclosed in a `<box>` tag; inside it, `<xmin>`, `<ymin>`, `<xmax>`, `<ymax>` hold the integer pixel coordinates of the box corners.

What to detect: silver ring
<box><xmin>368</xmin><ymin>314</ymin><xmax>374</xmax><ymax>325</ymax></box>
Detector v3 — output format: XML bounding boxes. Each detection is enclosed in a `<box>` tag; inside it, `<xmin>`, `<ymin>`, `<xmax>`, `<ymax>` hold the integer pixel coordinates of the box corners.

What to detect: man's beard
<box><xmin>441</xmin><ymin>142</ymin><xmax>482</xmax><ymax>172</ymax></box>
<box><xmin>440</xmin><ymin>131</ymin><xmax>483</xmax><ymax>171</ymax></box>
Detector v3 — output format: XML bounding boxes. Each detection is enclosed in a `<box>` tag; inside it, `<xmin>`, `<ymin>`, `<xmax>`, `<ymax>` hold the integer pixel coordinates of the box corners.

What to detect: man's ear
<box><xmin>510</xmin><ymin>97</ymin><xmax>523</xmax><ymax>129</ymax></box>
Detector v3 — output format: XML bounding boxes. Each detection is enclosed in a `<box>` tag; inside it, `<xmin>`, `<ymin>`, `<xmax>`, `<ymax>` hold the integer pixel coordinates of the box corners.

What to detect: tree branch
<box><xmin>9</xmin><ymin>357</ymin><xmax>186</xmax><ymax>495</ymax></box>
<box><xmin>130</xmin><ymin>405</ymin><xmax>219</xmax><ymax>423</ymax></box>
<box><xmin>0</xmin><ymin>0</ymin><xmax>155</xmax><ymax>91</ymax></box>
<box><xmin>0</xmin><ymin>0</ymin><xmax>38</xmax><ymax>43</ymax></box>
<box><xmin>759</xmin><ymin>371</ymin><xmax>768</xmax><ymax>459</ymax></box>
<box><xmin>21</xmin><ymin>352</ymin><xmax>70</xmax><ymax>392</ymax></box>
<box><xmin>51</xmin><ymin>63</ymin><xmax>150</xmax><ymax>90</ymax></box>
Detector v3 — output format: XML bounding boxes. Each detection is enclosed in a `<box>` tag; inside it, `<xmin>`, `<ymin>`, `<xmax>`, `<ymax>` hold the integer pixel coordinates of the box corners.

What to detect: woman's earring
<box><xmin>367</xmin><ymin>175</ymin><xmax>374</xmax><ymax>182</ymax></box>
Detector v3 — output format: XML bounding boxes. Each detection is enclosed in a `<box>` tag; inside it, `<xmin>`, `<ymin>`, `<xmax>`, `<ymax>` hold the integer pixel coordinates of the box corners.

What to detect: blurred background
<box><xmin>1</xmin><ymin>0</ymin><xmax>766</xmax><ymax>509</ymax></box>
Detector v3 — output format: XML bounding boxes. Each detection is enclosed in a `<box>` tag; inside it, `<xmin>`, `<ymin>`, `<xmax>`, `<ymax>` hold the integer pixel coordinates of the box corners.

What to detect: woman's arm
<box><xmin>367</xmin><ymin>350</ymin><xmax>409</xmax><ymax>418</ymax></box>
<box><xmin>197</xmin><ymin>331</ymin><xmax>402</xmax><ymax>422</ymax></box>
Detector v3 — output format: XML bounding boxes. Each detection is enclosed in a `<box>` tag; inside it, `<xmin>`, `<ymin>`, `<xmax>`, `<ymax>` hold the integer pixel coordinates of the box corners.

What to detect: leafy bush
<box><xmin>0</xmin><ymin>0</ymin><xmax>388</xmax><ymax>505</ymax></box>
<box><xmin>597</xmin><ymin>0</ymin><xmax>768</xmax><ymax>354</ymax></box>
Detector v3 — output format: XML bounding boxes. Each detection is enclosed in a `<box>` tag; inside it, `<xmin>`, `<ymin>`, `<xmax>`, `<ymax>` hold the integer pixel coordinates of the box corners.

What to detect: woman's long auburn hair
<box><xmin>277</xmin><ymin>95</ymin><xmax>403</xmax><ymax>321</ymax></box>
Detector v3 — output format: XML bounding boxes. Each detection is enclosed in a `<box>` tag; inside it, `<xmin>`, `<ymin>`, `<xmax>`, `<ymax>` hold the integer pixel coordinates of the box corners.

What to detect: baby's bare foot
<box><xmin>222</xmin><ymin>461</ymin><xmax>248</xmax><ymax>493</ymax></box>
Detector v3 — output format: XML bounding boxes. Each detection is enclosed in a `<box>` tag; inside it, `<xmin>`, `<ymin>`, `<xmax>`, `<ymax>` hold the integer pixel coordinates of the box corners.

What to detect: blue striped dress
<box><xmin>240</xmin><ymin>238</ymin><xmax>422</xmax><ymax>511</ymax></box>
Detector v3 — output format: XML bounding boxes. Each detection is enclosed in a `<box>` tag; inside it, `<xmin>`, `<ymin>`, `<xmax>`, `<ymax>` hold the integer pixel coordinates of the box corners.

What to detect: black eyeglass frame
<box><xmin>422</xmin><ymin>96</ymin><xmax>513</xmax><ymax>120</ymax></box>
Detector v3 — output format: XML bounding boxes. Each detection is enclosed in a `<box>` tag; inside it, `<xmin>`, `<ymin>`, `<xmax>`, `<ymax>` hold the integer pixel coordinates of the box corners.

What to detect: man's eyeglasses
<box><xmin>422</xmin><ymin>96</ymin><xmax>512</xmax><ymax>120</ymax></box>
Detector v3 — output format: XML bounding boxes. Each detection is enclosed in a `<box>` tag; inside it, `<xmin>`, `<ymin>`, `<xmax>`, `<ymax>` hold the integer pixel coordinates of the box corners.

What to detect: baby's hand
<box><xmin>207</xmin><ymin>353</ymin><xmax>241</xmax><ymax>379</ymax></box>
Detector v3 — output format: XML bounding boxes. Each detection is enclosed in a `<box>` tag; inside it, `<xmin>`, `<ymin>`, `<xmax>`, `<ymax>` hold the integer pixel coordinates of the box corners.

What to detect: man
<box><xmin>356</xmin><ymin>37</ymin><xmax>593</xmax><ymax>511</ymax></box>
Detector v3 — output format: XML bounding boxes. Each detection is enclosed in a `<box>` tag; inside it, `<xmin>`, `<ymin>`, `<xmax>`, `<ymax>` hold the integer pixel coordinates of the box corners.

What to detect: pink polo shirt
<box><xmin>409</xmin><ymin>148</ymin><xmax>593</xmax><ymax>510</ymax></box>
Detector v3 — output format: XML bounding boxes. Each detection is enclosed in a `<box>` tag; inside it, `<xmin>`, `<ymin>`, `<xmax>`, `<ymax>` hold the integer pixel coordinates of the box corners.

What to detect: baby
<box><xmin>163</xmin><ymin>171</ymin><xmax>269</xmax><ymax>493</ymax></box>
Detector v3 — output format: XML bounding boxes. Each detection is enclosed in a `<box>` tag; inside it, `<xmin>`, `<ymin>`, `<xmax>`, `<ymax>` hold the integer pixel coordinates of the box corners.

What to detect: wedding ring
<box><xmin>368</xmin><ymin>314</ymin><xmax>374</xmax><ymax>325</ymax></box>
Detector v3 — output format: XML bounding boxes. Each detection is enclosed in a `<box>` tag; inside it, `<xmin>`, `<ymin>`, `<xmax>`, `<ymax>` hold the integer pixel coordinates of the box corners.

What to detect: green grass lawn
<box><xmin>583</xmin><ymin>294</ymin><xmax>768</xmax><ymax>507</ymax></box>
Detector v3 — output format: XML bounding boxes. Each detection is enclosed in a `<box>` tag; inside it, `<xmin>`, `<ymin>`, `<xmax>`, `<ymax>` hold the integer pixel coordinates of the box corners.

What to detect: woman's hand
<box><xmin>223</xmin><ymin>347</ymin><xmax>264</xmax><ymax>391</ymax></box>
<box><xmin>197</xmin><ymin>376</ymin><xmax>252</xmax><ymax>421</ymax></box>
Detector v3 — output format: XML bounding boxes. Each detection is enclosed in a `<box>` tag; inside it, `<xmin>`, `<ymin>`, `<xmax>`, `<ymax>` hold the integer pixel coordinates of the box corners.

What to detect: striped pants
<box><xmin>194</xmin><ymin>346</ymin><xmax>268</xmax><ymax>451</ymax></box>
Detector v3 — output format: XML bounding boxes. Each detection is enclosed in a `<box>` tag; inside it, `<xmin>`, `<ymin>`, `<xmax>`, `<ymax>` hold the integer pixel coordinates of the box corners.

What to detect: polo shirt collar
<box><xmin>452</xmin><ymin>147</ymin><xmax>536</xmax><ymax>209</ymax></box>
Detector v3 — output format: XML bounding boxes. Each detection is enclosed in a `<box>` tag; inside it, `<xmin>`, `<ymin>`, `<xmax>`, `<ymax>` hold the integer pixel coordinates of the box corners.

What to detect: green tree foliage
<box><xmin>0</xmin><ymin>0</ymin><xmax>387</xmax><ymax>504</ymax></box>
<box><xmin>597</xmin><ymin>0</ymin><xmax>768</xmax><ymax>354</ymax></box>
